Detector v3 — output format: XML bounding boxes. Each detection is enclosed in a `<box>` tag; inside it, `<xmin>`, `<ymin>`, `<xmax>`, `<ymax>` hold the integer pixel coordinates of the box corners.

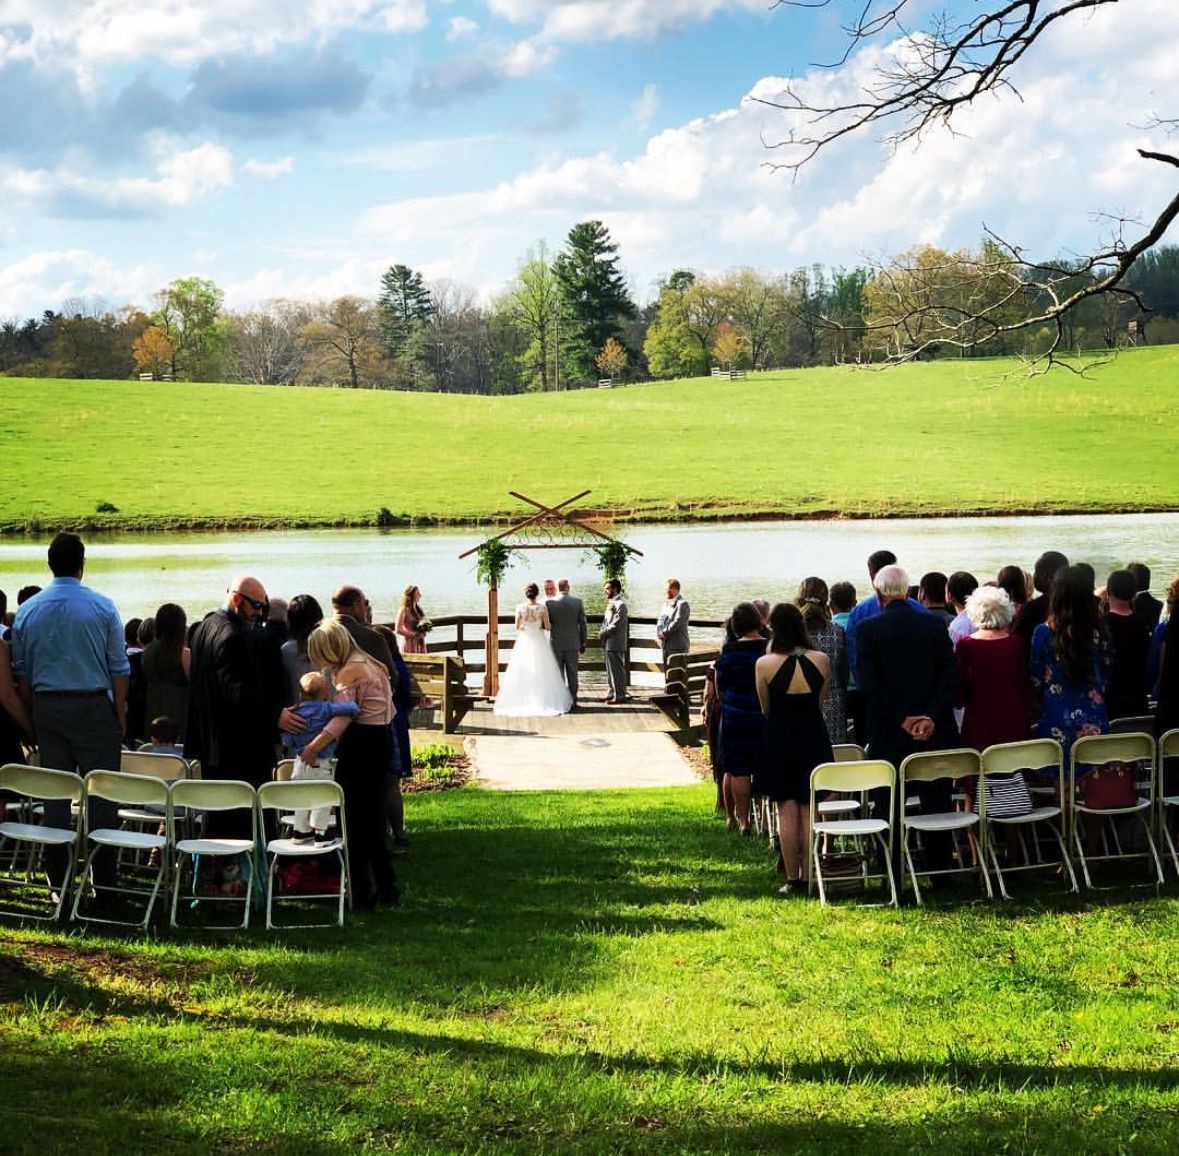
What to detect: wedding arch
<box><xmin>458</xmin><ymin>490</ymin><xmax>642</xmax><ymax>695</ymax></box>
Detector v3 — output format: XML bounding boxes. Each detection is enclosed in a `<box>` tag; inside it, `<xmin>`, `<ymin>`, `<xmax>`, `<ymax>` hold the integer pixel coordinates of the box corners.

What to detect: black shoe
<box><xmin>291</xmin><ymin>830</ymin><xmax>315</xmax><ymax>844</ymax></box>
<box><xmin>376</xmin><ymin>885</ymin><xmax>400</xmax><ymax>908</ymax></box>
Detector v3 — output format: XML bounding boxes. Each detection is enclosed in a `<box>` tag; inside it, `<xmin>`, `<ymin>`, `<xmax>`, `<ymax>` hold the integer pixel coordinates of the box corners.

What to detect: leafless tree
<box><xmin>228</xmin><ymin>299</ymin><xmax>311</xmax><ymax>385</ymax></box>
<box><xmin>756</xmin><ymin>0</ymin><xmax>1179</xmax><ymax>364</ymax></box>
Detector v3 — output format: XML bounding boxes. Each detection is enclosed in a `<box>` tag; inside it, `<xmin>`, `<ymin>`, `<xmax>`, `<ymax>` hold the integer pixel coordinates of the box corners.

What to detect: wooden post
<box><xmin>483</xmin><ymin>584</ymin><xmax>500</xmax><ymax>697</ymax></box>
<box><xmin>442</xmin><ymin>655</ymin><xmax>454</xmax><ymax>733</ymax></box>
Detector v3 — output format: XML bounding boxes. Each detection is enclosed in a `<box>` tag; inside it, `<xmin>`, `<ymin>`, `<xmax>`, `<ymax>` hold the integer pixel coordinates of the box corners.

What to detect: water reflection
<box><xmin>0</xmin><ymin>513</ymin><xmax>1175</xmax><ymax>624</ymax></box>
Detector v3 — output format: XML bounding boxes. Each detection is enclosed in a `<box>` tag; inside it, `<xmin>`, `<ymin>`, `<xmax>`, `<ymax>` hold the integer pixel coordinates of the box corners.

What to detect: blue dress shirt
<box><xmin>10</xmin><ymin>577</ymin><xmax>130</xmax><ymax>692</ymax></box>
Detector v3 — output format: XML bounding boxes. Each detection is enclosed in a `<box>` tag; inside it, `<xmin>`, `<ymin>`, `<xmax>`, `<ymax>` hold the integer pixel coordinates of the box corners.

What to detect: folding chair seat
<box><xmin>1069</xmin><ymin>732</ymin><xmax>1163</xmax><ymax>888</ymax></box>
<box><xmin>0</xmin><ymin>764</ymin><xmax>85</xmax><ymax>921</ymax></box>
<box><xmin>1158</xmin><ymin>730</ymin><xmax>1179</xmax><ymax>875</ymax></box>
<box><xmin>257</xmin><ymin>780</ymin><xmax>350</xmax><ymax>929</ymax></box>
<box><xmin>899</xmin><ymin>749</ymin><xmax>988</xmax><ymax>904</ymax></box>
<box><xmin>809</xmin><ymin>759</ymin><xmax>898</xmax><ymax>907</ymax></box>
<box><xmin>72</xmin><ymin>771</ymin><xmax>170</xmax><ymax>927</ymax></box>
<box><xmin>169</xmin><ymin>779</ymin><xmax>257</xmax><ymax>930</ymax></box>
<box><xmin>979</xmin><ymin>739</ymin><xmax>1077</xmax><ymax>899</ymax></box>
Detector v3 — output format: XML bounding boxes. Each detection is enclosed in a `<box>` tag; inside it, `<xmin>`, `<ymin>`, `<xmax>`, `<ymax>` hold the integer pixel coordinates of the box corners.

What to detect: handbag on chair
<box><xmin>1078</xmin><ymin>760</ymin><xmax>1138</xmax><ymax>810</ymax></box>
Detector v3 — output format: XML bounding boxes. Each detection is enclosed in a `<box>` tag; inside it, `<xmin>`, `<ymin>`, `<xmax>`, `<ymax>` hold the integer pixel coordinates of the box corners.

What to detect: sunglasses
<box><xmin>234</xmin><ymin>591</ymin><xmax>268</xmax><ymax>613</ymax></box>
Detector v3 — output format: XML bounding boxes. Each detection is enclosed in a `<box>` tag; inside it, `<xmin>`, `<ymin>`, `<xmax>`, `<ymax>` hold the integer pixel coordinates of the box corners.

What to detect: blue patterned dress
<box><xmin>714</xmin><ymin>637</ymin><xmax>768</xmax><ymax>777</ymax></box>
<box><xmin>1030</xmin><ymin>623</ymin><xmax>1112</xmax><ymax>759</ymax></box>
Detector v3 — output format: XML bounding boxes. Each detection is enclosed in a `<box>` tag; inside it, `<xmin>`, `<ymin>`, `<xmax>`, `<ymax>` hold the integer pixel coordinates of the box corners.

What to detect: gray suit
<box><xmin>656</xmin><ymin>595</ymin><xmax>691</xmax><ymax>672</ymax></box>
<box><xmin>599</xmin><ymin>595</ymin><xmax>630</xmax><ymax>702</ymax></box>
<box><xmin>546</xmin><ymin>593</ymin><xmax>587</xmax><ymax>705</ymax></box>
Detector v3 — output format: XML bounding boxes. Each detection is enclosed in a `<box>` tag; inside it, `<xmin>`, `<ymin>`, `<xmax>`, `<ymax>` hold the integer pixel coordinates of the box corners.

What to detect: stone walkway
<box><xmin>467</xmin><ymin>730</ymin><xmax>700</xmax><ymax>791</ymax></box>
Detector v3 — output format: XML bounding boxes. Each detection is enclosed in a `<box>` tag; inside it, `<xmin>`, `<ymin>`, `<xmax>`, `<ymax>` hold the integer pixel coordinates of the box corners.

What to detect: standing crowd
<box><xmin>705</xmin><ymin>548</ymin><xmax>1179</xmax><ymax>897</ymax></box>
<box><xmin>0</xmin><ymin>534</ymin><xmax>438</xmax><ymax>912</ymax></box>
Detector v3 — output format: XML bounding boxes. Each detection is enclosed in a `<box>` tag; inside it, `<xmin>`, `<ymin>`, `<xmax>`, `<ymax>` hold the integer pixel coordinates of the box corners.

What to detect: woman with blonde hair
<box><xmin>795</xmin><ymin>576</ymin><xmax>847</xmax><ymax>743</ymax></box>
<box><xmin>306</xmin><ymin>618</ymin><xmax>397</xmax><ymax>908</ymax></box>
<box><xmin>397</xmin><ymin>585</ymin><xmax>428</xmax><ymax>655</ymax></box>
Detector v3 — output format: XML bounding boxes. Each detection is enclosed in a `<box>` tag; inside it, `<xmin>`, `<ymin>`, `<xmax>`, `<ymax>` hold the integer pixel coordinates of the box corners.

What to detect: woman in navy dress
<box><xmin>714</xmin><ymin>602</ymin><xmax>768</xmax><ymax>835</ymax></box>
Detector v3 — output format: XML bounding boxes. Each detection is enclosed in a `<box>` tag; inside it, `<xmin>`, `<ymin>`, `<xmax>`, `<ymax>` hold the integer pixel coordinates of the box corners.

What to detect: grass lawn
<box><xmin>1</xmin><ymin>346</ymin><xmax>1178</xmax><ymax>531</ymax></box>
<box><xmin>3</xmin><ymin>784</ymin><xmax>1179</xmax><ymax>1153</ymax></box>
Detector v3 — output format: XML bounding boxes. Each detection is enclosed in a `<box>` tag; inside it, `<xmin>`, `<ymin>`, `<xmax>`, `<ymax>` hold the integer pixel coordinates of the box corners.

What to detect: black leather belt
<box><xmin>36</xmin><ymin>689</ymin><xmax>108</xmax><ymax>698</ymax></box>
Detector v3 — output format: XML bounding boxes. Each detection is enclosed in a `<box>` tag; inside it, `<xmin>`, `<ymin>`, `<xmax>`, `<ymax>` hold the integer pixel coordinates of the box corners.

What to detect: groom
<box><xmin>545</xmin><ymin>577</ymin><xmax>587</xmax><ymax>709</ymax></box>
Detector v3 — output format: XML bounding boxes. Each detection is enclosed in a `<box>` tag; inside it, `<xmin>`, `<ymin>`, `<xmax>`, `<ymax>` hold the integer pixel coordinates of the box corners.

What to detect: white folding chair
<box><xmin>809</xmin><ymin>760</ymin><xmax>898</xmax><ymax>907</ymax></box>
<box><xmin>817</xmin><ymin>743</ymin><xmax>866</xmax><ymax>821</ymax></box>
<box><xmin>72</xmin><ymin>771</ymin><xmax>170</xmax><ymax>927</ymax></box>
<box><xmin>1158</xmin><ymin>730</ymin><xmax>1179</xmax><ymax>875</ymax></box>
<box><xmin>169</xmin><ymin>779</ymin><xmax>257</xmax><ymax>930</ymax></box>
<box><xmin>1069</xmin><ymin>732</ymin><xmax>1164</xmax><ymax>889</ymax></box>
<box><xmin>1109</xmin><ymin>715</ymin><xmax>1156</xmax><ymax>736</ymax></box>
<box><xmin>117</xmin><ymin>751</ymin><xmax>191</xmax><ymax>840</ymax></box>
<box><xmin>899</xmin><ymin>749</ymin><xmax>988</xmax><ymax>904</ymax></box>
<box><xmin>257</xmin><ymin>780</ymin><xmax>350</xmax><ymax>929</ymax></box>
<box><xmin>0</xmin><ymin>764</ymin><xmax>85</xmax><ymax>921</ymax></box>
<box><xmin>979</xmin><ymin>739</ymin><xmax>1077</xmax><ymax>899</ymax></box>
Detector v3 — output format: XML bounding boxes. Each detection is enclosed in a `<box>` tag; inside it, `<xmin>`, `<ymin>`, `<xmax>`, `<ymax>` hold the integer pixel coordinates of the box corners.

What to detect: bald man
<box><xmin>186</xmin><ymin>575</ymin><xmax>292</xmax><ymax>807</ymax></box>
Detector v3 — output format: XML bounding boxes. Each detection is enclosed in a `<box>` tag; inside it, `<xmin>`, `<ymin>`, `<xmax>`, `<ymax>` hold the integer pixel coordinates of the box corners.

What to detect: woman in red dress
<box><xmin>955</xmin><ymin>585</ymin><xmax>1034</xmax><ymax>753</ymax></box>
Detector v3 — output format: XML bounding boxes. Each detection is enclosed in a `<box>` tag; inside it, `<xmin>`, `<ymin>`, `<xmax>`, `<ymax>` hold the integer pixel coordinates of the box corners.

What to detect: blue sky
<box><xmin>0</xmin><ymin>0</ymin><xmax>1175</xmax><ymax>315</ymax></box>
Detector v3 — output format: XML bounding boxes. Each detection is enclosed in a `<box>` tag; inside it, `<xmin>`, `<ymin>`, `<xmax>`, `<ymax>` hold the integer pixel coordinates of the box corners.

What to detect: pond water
<box><xmin>0</xmin><ymin>513</ymin><xmax>1175</xmax><ymax>627</ymax></box>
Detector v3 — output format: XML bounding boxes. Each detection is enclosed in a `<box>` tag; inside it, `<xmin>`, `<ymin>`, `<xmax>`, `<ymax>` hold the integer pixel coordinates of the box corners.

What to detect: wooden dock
<box><xmin>447</xmin><ymin>692</ymin><xmax>689</xmax><ymax>737</ymax></box>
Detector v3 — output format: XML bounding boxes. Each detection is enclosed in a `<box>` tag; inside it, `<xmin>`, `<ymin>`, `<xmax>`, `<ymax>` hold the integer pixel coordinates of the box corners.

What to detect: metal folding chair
<box><xmin>72</xmin><ymin>770</ymin><xmax>170</xmax><ymax>927</ymax></box>
<box><xmin>1069</xmin><ymin>732</ymin><xmax>1163</xmax><ymax>888</ymax></box>
<box><xmin>257</xmin><ymin>780</ymin><xmax>350</xmax><ymax>929</ymax></box>
<box><xmin>979</xmin><ymin>739</ymin><xmax>1077</xmax><ymax>899</ymax></box>
<box><xmin>899</xmin><ymin>748</ymin><xmax>988</xmax><ymax>903</ymax></box>
<box><xmin>809</xmin><ymin>760</ymin><xmax>897</xmax><ymax>907</ymax></box>
<box><xmin>169</xmin><ymin>779</ymin><xmax>257</xmax><ymax>930</ymax></box>
<box><xmin>1158</xmin><ymin>730</ymin><xmax>1179</xmax><ymax>875</ymax></box>
<box><xmin>0</xmin><ymin>764</ymin><xmax>85</xmax><ymax>921</ymax></box>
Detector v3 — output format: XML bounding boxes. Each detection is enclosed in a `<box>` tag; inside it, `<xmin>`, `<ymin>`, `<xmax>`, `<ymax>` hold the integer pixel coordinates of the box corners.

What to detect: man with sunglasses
<box><xmin>186</xmin><ymin>576</ymin><xmax>298</xmax><ymax>834</ymax></box>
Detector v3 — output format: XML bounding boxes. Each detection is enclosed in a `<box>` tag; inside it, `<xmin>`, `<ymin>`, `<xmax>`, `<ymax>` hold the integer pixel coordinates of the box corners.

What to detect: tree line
<box><xmin>5</xmin><ymin>226</ymin><xmax>1179</xmax><ymax>391</ymax></box>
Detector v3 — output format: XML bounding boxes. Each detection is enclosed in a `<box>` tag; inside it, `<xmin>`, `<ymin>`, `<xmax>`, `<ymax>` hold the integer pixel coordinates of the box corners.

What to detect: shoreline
<box><xmin>2</xmin><ymin>501</ymin><xmax>1178</xmax><ymax>538</ymax></box>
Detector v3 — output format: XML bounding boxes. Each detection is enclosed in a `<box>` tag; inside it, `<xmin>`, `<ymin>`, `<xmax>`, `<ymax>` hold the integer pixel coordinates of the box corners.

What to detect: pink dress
<box><xmin>397</xmin><ymin>606</ymin><xmax>426</xmax><ymax>655</ymax></box>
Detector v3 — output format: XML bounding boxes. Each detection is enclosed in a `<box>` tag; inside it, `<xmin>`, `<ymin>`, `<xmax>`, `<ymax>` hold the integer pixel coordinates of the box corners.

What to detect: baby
<box><xmin>282</xmin><ymin>671</ymin><xmax>360</xmax><ymax>843</ymax></box>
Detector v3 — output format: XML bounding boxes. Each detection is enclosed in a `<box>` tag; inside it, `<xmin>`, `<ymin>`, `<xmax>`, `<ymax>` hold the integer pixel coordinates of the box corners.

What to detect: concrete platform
<box><xmin>468</xmin><ymin>730</ymin><xmax>699</xmax><ymax>791</ymax></box>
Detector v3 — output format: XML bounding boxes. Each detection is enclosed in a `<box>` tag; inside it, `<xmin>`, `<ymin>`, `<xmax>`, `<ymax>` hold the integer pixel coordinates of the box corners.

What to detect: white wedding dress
<box><xmin>493</xmin><ymin>602</ymin><xmax>573</xmax><ymax>717</ymax></box>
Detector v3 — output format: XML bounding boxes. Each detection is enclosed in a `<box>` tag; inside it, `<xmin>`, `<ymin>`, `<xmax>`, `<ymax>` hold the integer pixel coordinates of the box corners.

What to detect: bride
<box><xmin>493</xmin><ymin>582</ymin><xmax>573</xmax><ymax>717</ymax></box>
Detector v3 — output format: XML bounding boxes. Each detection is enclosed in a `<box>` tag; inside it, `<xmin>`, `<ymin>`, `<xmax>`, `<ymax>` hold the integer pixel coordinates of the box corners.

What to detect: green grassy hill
<box><xmin>2</xmin><ymin>347</ymin><xmax>1177</xmax><ymax>531</ymax></box>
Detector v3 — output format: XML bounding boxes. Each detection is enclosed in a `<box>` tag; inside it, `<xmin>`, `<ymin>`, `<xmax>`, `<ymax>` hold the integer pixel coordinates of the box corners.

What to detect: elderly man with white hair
<box><xmin>857</xmin><ymin>564</ymin><xmax>960</xmax><ymax>884</ymax></box>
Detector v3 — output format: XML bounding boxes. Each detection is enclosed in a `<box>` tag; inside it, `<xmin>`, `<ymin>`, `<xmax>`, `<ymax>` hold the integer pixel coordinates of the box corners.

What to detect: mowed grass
<box><xmin>1</xmin><ymin>346</ymin><xmax>1178</xmax><ymax>530</ymax></box>
<box><xmin>3</xmin><ymin>785</ymin><xmax>1179</xmax><ymax>1153</ymax></box>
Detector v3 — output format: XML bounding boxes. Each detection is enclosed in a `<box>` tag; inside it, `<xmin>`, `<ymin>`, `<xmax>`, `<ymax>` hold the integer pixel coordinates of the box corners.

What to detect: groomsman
<box><xmin>599</xmin><ymin>578</ymin><xmax>630</xmax><ymax>704</ymax></box>
<box><xmin>546</xmin><ymin>578</ymin><xmax>587</xmax><ymax>709</ymax></box>
<box><xmin>655</xmin><ymin>578</ymin><xmax>690</xmax><ymax>684</ymax></box>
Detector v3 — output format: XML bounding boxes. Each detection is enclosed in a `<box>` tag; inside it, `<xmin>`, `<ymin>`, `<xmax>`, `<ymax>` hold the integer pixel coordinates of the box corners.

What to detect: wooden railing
<box><xmin>409</xmin><ymin>614</ymin><xmax>725</xmax><ymax>695</ymax></box>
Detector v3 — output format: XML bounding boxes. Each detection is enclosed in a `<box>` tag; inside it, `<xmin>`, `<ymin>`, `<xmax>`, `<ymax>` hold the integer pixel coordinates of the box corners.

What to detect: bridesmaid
<box><xmin>397</xmin><ymin>585</ymin><xmax>427</xmax><ymax>655</ymax></box>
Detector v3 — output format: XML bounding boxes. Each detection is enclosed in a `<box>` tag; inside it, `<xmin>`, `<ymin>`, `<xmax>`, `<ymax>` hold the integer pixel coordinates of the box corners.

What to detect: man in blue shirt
<box><xmin>11</xmin><ymin>532</ymin><xmax>129</xmax><ymax>889</ymax></box>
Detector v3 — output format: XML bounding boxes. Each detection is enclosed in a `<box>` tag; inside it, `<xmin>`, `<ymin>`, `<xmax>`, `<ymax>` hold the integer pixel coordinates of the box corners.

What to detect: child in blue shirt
<box><xmin>282</xmin><ymin>671</ymin><xmax>360</xmax><ymax>842</ymax></box>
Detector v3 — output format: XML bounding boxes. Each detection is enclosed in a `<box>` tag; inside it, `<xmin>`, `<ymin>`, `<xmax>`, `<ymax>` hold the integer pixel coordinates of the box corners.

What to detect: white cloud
<box><xmin>242</xmin><ymin>156</ymin><xmax>295</xmax><ymax>179</ymax></box>
<box><xmin>329</xmin><ymin>135</ymin><xmax>504</xmax><ymax>173</ymax></box>
<box><xmin>1</xmin><ymin>139</ymin><xmax>235</xmax><ymax>215</ymax></box>
<box><xmin>446</xmin><ymin>16</ymin><xmax>480</xmax><ymax>41</ymax></box>
<box><xmin>0</xmin><ymin>249</ymin><xmax>160</xmax><ymax>315</ymax></box>
<box><xmin>485</xmin><ymin>0</ymin><xmax>767</xmax><ymax>41</ymax></box>
<box><xmin>0</xmin><ymin>1</ymin><xmax>426</xmax><ymax>75</ymax></box>
<box><xmin>629</xmin><ymin>84</ymin><xmax>658</xmax><ymax>130</ymax></box>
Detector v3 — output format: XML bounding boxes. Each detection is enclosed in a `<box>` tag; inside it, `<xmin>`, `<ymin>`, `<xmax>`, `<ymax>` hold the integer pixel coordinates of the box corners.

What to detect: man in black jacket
<box><xmin>857</xmin><ymin>564</ymin><xmax>959</xmax><ymax>881</ymax></box>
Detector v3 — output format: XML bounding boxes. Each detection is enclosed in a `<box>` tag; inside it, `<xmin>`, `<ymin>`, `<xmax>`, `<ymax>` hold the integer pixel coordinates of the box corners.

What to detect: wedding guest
<box><xmin>142</xmin><ymin>602</ymin><xmax>190</xmax><ymax>741</ymax></box>
<box><xmin>0</xmin><ymin>627</ymin><xmax>33</xmax><ymax>766</ymax></box>
<box><xmin>714</xmin><ymin>602</ymin><xmax>768</xmax><ymax>835</ymax></box>
<box><xmin>397</xmin><ymin>585</ymin><xmax>428</xmax><ymax>655</ymax></box>
<box><xmin>796</xmin><ymin>576</ymin><xmax>847</xmax><ymax>743</ymax></box>
<box><xmin>375</xmin><ymin>624</ymin><xmax>416</xmax><ymax>853</ymax></box>
<box><xmin>1127</xmin><ymin>562</ymin><xmax>1163</xmax><ymax>631</ymax></box>
<box><xmin>755</xmin><ymin>603</ymin><xmax>833</xmax><ymax>895</ymax></box>
<box><xmin>829</xmin><ymin>582</ymin><xmax>856</xmax><ymax>630</ymax></box>
<box><xmin>1154</xmin><ymin>576</ymin><xmax>1179</xmax><ymax>740</ymax></box>
<box><xmin>947</xmin><ymin>571</ymin><xmax>979</xmax><ymax>648</ymax></box>
<box><xmin>1103</xmin><ymin>568</ymin><xmax>1150</xmax><ymax>720</ymax></box>
<box><xmin>955</xmin><ymin>586</ymin><xmax>1033</xmax><ymax>753</ymax></box>
<box><xmin>305</xmin><ymin>619</ymin><xmax>397</xmax><ymax>909</ymax></box>
<box><xmin>996</xmin><ymin>566</ymin><xmax>1029</xmax><ymax>612</ymax></box>
<box><xmin>124</xmin><ymin>616</ymin><xmax>148</xmax><ymax>745</ymax></box>
<box><xmin>1030</xmin><ymin>566</ymin><xmax>1112</xmax><ymax>759</ymax></box>
<box><xmin>918</xmin><ymin>572</ymin><xmax>954</xmax><ymax>625</ymax></box>
<box><xmin>1014</xmin><ymin>550</ymin><xmax>1069</xmax><ymax>658</ymax></box>
<box><xmin>1147</xmin><ymin>575</ymin><xmax>1179</xmax><ymax>704</ymax></box>
<box><xmin>281</xmin><ymin>594</ymin><xmax>324</xmax><ymax>705</ymax></box>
